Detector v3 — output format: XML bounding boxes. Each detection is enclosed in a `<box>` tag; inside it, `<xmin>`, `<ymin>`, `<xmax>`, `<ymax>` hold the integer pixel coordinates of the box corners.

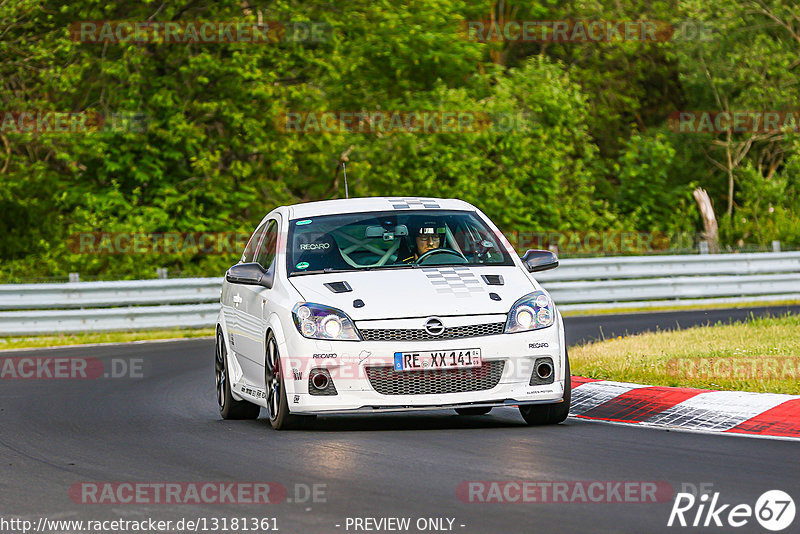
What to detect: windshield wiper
<box><xmin>288</xmin><ymin>268</ymin><xmax>360</xmax><ymax>277</ymax></box>
<box><xmin>289</xmin><ymin>264</ymin><xmax>426</xmax><ymax>276</ymax></box>
<box><xmin>362</xmin><ymin>263</ymin><xmax>419</xmax><ymax>270</ymax></box>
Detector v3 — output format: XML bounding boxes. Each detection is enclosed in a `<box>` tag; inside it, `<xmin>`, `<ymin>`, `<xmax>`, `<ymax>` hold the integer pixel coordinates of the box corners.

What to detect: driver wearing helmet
<box><xmin>398</xmin><ymin>222</ymin><xmax>443</xmax><ymax>263</ymax></box>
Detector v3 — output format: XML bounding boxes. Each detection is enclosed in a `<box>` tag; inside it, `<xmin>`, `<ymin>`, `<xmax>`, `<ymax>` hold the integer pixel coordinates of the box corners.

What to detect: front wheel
<box><xmin>519</xmin><ymin>350</ymin><xmax>571</xmax><ymax>425</ymax></box>
<box><xmin>265</xmin><ymin>332</ymin><xmax>316</xmax><ymax>430</ymax></box>
<box><xmin>215</xmin><ymin>330</ymin><xmax>260</xmax><ymax>420</ymax></box>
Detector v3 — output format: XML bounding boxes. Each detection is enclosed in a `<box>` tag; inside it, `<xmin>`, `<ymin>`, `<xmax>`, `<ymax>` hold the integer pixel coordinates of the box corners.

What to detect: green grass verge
<box><xmin>570</xmin><ymin>313</ymin><xmax>800</xmax><ymax>394</ymax></box>
<box><xmin>0</xmin><ymin>329</ymin><xmax>215</xmax><ymax>351</ymax></box>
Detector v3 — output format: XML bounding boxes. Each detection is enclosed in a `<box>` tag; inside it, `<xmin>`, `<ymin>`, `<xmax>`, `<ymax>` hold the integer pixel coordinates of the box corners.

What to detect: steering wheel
<box><xmin>416</xmin><ymin>248</ymin><xmax>469</xmax><ymax>265</ymax></box>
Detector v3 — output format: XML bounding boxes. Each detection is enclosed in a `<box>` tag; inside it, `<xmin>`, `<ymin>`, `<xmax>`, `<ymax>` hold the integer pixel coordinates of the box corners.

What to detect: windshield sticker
<box><xmin>300</xmin><ymin>243</ymin><xmax>330</xmax><ymax>250</ymax></box>
<box><xmin>296</xmin><ymin>262</ymin><xmax>310</xmax><ymax>270</ymax></box>
<box><xmin>296</xmin><ymin>219</ymin><xmax>313</xmax><ymax>225</ymax></box>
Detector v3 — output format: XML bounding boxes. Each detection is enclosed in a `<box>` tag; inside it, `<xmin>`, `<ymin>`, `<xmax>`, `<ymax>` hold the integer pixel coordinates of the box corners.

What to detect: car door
<box><xmin>225</xmin><ymin>220</ymin><xmax>268</xmax><ymax>373</ymax></box>
<box><xmin>235</xmin><ymin>217</ymin><xmax>280</xmax><ymax>386</ymax></box>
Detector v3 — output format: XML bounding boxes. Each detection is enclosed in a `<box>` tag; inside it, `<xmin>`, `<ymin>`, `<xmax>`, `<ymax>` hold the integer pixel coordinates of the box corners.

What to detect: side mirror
<box><xmin>521</xmin><ymin>249</ymin><xmax>559</xmax><ymax>273</ymax></box>
<box><xmin>226</xmin><ymin>262</ymin><xmax>274</xmax><ymax>289</ymax></box>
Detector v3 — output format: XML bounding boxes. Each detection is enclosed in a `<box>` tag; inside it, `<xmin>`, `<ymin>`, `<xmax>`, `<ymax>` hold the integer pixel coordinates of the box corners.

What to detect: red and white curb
<box><xmin>570</xmin><ymin>377</ymin><xmax>800</xmax><ymax>440</ymax></box>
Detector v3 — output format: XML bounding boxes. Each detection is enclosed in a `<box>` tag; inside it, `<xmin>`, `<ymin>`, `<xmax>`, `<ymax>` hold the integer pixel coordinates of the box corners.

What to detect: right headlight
<box><xmin>505</xmin><ymin>290</ymin><xmax>555</xmax><ymax>333</ymax></box>
<box><xmin>291</xmin><ymin>302</ymin><xmax>361</xmax><ymax>341</ymax></box>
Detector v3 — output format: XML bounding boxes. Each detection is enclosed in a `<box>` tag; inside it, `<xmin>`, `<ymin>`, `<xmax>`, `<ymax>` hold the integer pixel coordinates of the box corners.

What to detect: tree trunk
<box><xmin>693</xmin><ymin>187</ymin><xmax>720</xmax><ymax>253</ymax></box>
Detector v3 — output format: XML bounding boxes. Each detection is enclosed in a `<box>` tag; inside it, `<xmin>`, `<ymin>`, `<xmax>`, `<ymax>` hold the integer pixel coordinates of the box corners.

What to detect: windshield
<box><xmin>287</xmin><ymin>210</ymin><xmax>513</xmax><ymax>275</ymax></box>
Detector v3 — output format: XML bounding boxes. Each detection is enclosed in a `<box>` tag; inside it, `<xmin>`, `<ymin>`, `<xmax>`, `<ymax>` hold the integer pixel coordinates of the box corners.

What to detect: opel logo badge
<box><xmin>424</xmin><ymin>318</ymin><xmax>445</xmax><ymax>336</ymax></box>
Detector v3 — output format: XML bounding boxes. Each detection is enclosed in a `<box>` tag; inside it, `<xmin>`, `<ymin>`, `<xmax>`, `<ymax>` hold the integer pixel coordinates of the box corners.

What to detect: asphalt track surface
<box><xmin>2</xmin><ymin>306</ymin><xmax>799</xmax><ymax>534</ymax></box>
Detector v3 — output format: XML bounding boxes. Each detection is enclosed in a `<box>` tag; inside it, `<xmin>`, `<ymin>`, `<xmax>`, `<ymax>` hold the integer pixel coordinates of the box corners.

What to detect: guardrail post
<box><xmin>156</xmin><ymin>268</ymin><xmax>168</xmax><ymax>279</ymax></box>
<box><xmin>68</xmin><ymin>272</ymin><xmax>80</xmax><ymax>283</ymax></box>
<box><xmin>772</xmin><ymin>240</ymin><xmax>781</xmax><ymax>253</ymax></box>
<box><xmin>698</xmin><ymin>241</ymin><xmax>709</xmax><ymax>254</ymax></box>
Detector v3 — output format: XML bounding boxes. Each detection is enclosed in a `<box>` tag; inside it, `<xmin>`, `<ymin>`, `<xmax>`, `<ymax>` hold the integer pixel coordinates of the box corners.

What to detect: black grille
<box><xmin>365</xmin><ymin>360</ymin><xmax>505</xmax><ymax>395</ymax></box>
<box><xmin>481</xmin><ymin>274</ymin><xmax>504</xmax><ymax>286</ymax></box>
<box><xmin>360</xmin><ymin>322</ymin><xmax>504</xmax><ymax>342</ymax></box>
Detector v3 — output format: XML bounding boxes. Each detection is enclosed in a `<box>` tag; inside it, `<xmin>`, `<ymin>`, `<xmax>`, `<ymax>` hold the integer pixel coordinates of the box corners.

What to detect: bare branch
<box><xmin>0</xmin><ymin>134</ymin><xmax>10</xmax><ymax>174</ymax></box>
<box><xmin>329</xmin><ymin>145</ymin><xmax>355</xmax><ymax>198</ymax></box>
<box><xmin>749</xmin><ymin>0</ymin><xmax>800</xmax><ymax>45</ymax></box>
<box><xmin>147</xmin><ymin>2</ymin><xmax>168</xmax><ymax>21</ymax></box>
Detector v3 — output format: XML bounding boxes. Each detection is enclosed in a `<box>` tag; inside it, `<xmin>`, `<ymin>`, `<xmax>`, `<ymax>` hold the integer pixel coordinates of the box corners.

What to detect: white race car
<box><xmin>215</xmin><ymin>197</ymin><xmax>569</xmax><ymax>429</ymax></box>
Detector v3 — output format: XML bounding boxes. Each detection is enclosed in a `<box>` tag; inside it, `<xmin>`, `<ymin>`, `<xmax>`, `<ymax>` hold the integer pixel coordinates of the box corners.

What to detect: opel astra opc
<box><xmin>215</xmin><ymin>197</ymin><xmax>569</xmax><ymax>429</ymax></box>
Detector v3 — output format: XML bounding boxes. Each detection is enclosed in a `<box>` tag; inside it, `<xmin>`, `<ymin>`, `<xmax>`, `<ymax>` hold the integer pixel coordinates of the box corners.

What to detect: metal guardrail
<box><xmin>0</xmin><ymin>304</ymin><xmax>219</xmax><ymax>335</ymax></box>
<box><xmin>533</xmin><ymin>251</ymin><xmax>800</xmax><ymax>281</ymax></box>
<box><xmin>0</xmin><ymin>252</ymin><xmax>798</xmax><ymax>335</ymax></box>
<box><xmin>0</xmin><ymin>278</ymin><xmax>221</xmax><ymax>310</ymax></box>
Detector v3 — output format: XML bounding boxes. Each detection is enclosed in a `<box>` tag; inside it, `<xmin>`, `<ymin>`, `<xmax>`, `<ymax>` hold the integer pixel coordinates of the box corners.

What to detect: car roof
<box><xmin>285</xmin><ymin>197</ymin><xmax>477</xmax><ymax>219</ymax></box>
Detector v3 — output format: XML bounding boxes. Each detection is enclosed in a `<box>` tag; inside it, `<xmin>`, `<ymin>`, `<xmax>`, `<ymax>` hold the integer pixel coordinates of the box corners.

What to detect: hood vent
<box><xmin>324</xmin><ymin>281</ymin><xmax>352</xmax><ymax>293</ymax></box>
<box><xmin>481</xmin><ymin>274</ymin><xmax>504</xmax><ymax>286</ymax></box>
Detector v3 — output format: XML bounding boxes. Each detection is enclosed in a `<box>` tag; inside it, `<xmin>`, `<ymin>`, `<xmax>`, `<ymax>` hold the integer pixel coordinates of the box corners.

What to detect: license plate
<box><xmin>393</xmin><ymin>349</ymin><xmax>482</xmax><ymax>371</ymax></box>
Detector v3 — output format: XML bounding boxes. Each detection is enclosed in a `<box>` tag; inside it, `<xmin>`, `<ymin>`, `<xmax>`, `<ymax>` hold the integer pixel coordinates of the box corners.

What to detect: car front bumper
<box><xmin>279</xmin><ymin>318</ymin><xmax>567</xmax><ymax>414</ymax></box>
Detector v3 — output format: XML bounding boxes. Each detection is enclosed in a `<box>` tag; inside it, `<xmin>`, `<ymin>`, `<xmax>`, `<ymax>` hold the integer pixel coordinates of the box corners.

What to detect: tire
<box><xmin>215</xmin><ymin>330</ymin><xmax>260</xmax><ymax>420</ymax></box>
<box><xmin>455</xmin><ymin>407</ymin><xmax>492</xmax><ymax>416</ymax></box>
<box><xmin>519</xmin><ymin>349</ymin><xmax>571</xmax><ymax>425</ymax></box>
<box><xmin>265</xmin><ymin>331</ymin><xmax>316</xmax><ymax>430</ymax></box>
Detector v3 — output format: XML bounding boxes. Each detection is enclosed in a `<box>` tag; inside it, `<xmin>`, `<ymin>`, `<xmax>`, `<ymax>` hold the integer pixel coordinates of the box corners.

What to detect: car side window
<box><xmin>242</xmin><ymin>222</ymin><xmax>268</xmax><ymax>263</ymax></box>
<box><xmin>254</xmin><ymin>220</ymin><xmax>278</xmax><ymax>271</ymax></box>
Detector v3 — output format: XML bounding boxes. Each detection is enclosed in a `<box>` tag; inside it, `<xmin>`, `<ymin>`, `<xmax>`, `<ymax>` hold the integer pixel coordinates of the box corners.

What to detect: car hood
<box><xmin>287</xmin><ymin>265</ymin><xmax>537</xmax><ymax>321</ymax></box>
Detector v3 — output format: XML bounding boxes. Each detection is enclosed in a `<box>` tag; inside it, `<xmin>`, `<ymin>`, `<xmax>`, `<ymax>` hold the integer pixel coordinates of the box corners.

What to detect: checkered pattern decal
<box><xmin>388</xmin><ymin>197</ymin><xmax>440</xmax><ymax>209</ymax></box>
<box><xmin>422</xmin><ymin>267</ymin><xmax>484</xmax><ymax>298</ymax></box>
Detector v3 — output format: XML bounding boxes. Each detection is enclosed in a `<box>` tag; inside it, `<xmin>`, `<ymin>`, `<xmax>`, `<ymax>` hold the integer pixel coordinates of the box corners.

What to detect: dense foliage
<box><xmin>2</xmin><ymin>0</ymin><xmax>799</xmax><ymax>280</ymax></box>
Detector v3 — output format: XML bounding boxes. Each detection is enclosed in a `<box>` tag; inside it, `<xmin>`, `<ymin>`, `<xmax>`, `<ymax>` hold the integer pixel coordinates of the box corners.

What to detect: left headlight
<box><xmin>505</xmin><ymin>290</ymin><xmax>555</xmax><ymax>333</ymax></box>
<box><xmin>292</xmin><ymin>302</ymin><xmax>361</xmax><ymax>341</ymax></box>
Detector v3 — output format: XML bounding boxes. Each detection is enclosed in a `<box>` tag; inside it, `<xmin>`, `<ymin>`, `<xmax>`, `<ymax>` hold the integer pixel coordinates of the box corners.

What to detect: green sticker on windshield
<box><xmin>296</xmin><ymin>219</ymin><xmax>312</xmax><ymax>225</ymax></box>
<box><xmin>296</xmin><ymin>262</ymin><xmax>310</xmax><ymax>270</ymax></box>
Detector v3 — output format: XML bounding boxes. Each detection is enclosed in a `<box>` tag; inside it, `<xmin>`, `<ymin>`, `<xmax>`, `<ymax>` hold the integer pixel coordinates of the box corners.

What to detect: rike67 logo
<box><xmin>668</xmin><ymin>489</ymin><xmax>795</xmax><ymax>531</ymax></box>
